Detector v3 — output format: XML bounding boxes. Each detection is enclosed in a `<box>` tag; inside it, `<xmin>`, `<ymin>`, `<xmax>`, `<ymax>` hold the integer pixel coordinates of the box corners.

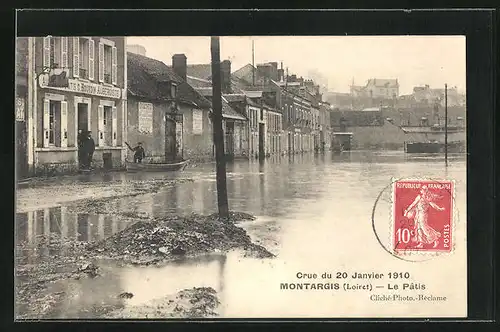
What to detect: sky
<box><xmin>126</xmin><ymin>36</ymin><xmax>466</xmax><ymax>95</ymax></box>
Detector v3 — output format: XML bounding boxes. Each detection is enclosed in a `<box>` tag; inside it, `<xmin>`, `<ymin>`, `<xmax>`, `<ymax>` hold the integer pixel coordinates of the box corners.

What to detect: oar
<box><xmin>124</xmin><ymin>142</ymin><xmax>134</xmax><ymax>152</ymax></box>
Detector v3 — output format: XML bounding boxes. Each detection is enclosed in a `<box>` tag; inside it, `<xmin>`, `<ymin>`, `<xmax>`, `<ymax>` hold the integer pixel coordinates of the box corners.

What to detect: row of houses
<box><xmin>325</xmin><ymin>79</ymin><xmax>465</xmax><ymax>110</ymax></box>
<box><xmin>15</xmin><ymin>37</ymin><xmax>333</xmax><ymax>178</ymax></box>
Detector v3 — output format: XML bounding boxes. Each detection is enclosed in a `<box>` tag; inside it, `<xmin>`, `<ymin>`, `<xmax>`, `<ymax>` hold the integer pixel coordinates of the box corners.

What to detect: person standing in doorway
<box><xmin>84</xmin><ymin>131</ymin><xmax>96</xmax><ymax>170</ymax></box>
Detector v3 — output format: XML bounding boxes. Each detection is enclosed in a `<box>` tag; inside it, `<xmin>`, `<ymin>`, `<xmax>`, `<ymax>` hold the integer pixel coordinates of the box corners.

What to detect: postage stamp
<box><xmin>392</xmin><ymin>179</ymin><xmax>454</xmax><ymax>254</ymax></box>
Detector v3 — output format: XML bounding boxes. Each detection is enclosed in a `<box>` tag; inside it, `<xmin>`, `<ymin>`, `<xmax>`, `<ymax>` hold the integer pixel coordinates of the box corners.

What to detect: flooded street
<box><xmin>15</xmin><ymin>151</ymin><xmax>467</xmax><ymax>319</ymax></box>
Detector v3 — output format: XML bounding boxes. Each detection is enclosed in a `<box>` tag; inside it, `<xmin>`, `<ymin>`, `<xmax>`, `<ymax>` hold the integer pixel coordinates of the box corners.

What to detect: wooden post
<box><xmin>444</xmin><ymin>83</ymin><xmax>448</xmax><ymax>167</ymax></box>
<box><xmin>211</xmin><ymin>37</ymin><xmax>229</xmax><ymax>218</ymax></box>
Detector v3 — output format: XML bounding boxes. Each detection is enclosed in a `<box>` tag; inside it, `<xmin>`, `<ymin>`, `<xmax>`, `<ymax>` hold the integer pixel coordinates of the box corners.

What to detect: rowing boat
<box><xmin>125</xmin><ymin>159</ymin><xmax>189</xmax><ymax>172</ymax></box>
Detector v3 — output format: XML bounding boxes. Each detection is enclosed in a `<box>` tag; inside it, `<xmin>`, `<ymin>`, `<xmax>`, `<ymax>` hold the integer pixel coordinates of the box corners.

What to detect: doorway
<box><xmin>165</xmin><ymin>118</ymin><xmax>177</xmax><ymax>162</ymax></box>
<box><xmin>225</xmin><ymin>122</ymin><xmax>234</xmax><ymax>157</ymax></box>
<box><xmin>258</xmin><ymin>123</ymin><xmax>265</xmax><ymax>160</ymax></box>
<box><xmin>77</xmin><ymin>103</ymin><xmax>89</xmax><ymax>167</ymax></box>
<box><xmin>77</xmin><ymin>104</ymin><xmax>89</xmax><ymax>133</ymax></box>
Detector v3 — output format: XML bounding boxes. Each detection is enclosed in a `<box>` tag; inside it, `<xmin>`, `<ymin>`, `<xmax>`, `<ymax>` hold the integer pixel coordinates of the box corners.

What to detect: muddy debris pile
<box><xmin>204</xmin><ymin>211</ymin><xmax>256</xmax><ymax>223</ymax></box>
<box><xmin>106</xmin><ymin>287</ymin><xmax>220</xmax><ymax>319</ymax></box>
<box><xmin>88</xmin><ymin>212</ymin><xmax>274</xmax><ymax>264</ymax></box>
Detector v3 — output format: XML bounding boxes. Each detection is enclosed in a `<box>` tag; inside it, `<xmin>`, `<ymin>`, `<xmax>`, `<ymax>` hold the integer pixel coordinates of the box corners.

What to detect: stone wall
<box><xmin>34</xmin><ymin>150</ymin><xmax>78</xmax><ymax>176</ymax></box>
<box><xmin>330</xmin><ymin>106</ymin><xmax>466</xmax><ymax>150</ymax></box>
<box><xmin>181</xmin><ymin>105</ymin><xmax>214</xmax><ymax>163</ymax></box>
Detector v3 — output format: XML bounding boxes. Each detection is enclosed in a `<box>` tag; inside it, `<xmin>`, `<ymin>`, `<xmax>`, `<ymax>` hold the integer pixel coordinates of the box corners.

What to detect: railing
<box><xmin>79</xmin><ymin>68</ymin><xmax>88</xmax><ymax>79</ymax></box>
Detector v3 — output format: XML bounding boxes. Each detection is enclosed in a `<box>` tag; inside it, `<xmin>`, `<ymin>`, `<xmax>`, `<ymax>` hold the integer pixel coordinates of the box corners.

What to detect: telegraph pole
<box><xmin>210</xmin><ymin>36</ymin><xmax>229</xmax><ymax>218</ymax></box>
<box><xmin>444</xmin><ymin>83</ymin><xmax>448</xmax><ymax>167</ymax></box>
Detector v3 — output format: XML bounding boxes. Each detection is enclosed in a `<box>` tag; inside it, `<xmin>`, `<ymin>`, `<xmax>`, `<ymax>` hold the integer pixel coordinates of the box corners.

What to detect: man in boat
<box><xmin>83</xmin><ymin>131</ymin><xmax>95</xmax><ymax>169</ymax></box>
<box><xmin>126</xmin><ymin>142</ymin><xmax>146</xmax><ymax>163</ymax></box>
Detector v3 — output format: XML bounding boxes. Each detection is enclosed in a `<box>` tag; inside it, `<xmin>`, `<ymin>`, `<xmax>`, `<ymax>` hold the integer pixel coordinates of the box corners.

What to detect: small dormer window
<box><xmin>171</xmin><ymin>83</ymin><xmax>177</xmax><ymax>99</ymax></box>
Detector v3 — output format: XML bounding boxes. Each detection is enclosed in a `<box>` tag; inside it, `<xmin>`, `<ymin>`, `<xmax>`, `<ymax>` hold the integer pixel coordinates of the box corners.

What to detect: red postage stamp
<box><xmin>392</xmin><ymin>179</ymin><xmax>454</xmax><ymax>254</ymax></box>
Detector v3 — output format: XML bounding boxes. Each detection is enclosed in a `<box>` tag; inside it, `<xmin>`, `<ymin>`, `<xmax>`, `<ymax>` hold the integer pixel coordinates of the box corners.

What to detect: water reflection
<box><xmin>16</xmin><ymin>207</ymin><xmax>135</xmax><ymax>262</ymax></box>
<box><xmin>16</xmin><ymin>151</ymin><xmax>467</xmax><ymax>318</ymax></box>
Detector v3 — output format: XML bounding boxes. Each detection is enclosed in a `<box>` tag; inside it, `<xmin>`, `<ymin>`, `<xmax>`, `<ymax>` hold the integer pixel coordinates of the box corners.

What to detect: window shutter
<box><xmin>112</xmin><ymin>46</ymin><xmax>117</xmax><ymax>85</ymax></box>
<box><xmin>43</xmin><ymin>99</ymin><xmax>50</xmax><ymax>147</ymax></box>
<box><xmin>43</xmin><ymin>37</ymin><xmax>51</xmax><ymax>68</ymax></box>
<box><xmin>72</xmin><ymin>37</ymin><xmax>79</xmax><ymax>78</ymax></box>
<box><xmin>60</xmin><ymin>101</ymin><xmax>68</xmax><ymax>147</ymax></box>
<box><xmin>98</xmin><ymin>105</ymin><xmax>105</xmax><ymax>146</ymax></box>
<box><xmin>88</xmin><ymin>39</ymin><xmax>95</xmax><ymax>80</ymax></box>
<box><xmin>112</xmin><ymin>106</ymin><xmax>117</xmax><ymax>146</ymax></box>
<box><xmin>61</xmin><ymin>37</ymin><xmax>68</xmax><ymax>70</ymax></box>
<box><xmin>122</xmin><ymin>102</ymin><xmax>127</xmax><ymax>145</ymax></box>
<box><xmin>98</xmin><ymin>42</ymin><xmax>104</xmax><ymax>83</ymax></box>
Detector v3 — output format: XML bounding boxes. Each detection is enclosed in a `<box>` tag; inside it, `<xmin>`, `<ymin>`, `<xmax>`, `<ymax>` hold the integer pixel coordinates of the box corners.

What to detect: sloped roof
<box><xmin>223</xmin><ymin>94</ymin><xmax>247</xmax><ymax>103</ymax></box>
<box><xmin>232</xmin><ymin>64</ymin><xmax>255</xmax><ymax>80</ymax></box>
<box><xmin>186</xmin><ymin>64</ymin><xmax>212</xmax><ymax>80</ymax></box>
<box><xmin>195</xmin><ymin>87</ymin><xmax>213</xmax><ymax>96</ymax></box>
<box><xmin>127</xmin><ymin>52</ymin><xmax>210</xmax><ymax>109</ymax></box>
<box><xmin>128</xmin><ymin>52</ymin><xmax>182</xmax><ymax>83</ymax></box>
<box><xmin>243</xmin><ymin>91</ymin><xmax>263</xmax><ymax>98</ymax></box>
<box><xmin>221</xmin><ymin>97</ymin><xmax>246</xmax><ymax>120</ymax></box>
<box><xmin>232</xmin><ymin>63</ymin><xmax>268</xmax><ymax>86</ymax></box>
<box><xmin>186</xmin><ymin>75</ymin><xmax>212</xmax><ymax>88</ymax></box>
<box><xmin>192</xmin><ymin>86</ymin><xmax>248</xmax><ymax>121</ymax></box>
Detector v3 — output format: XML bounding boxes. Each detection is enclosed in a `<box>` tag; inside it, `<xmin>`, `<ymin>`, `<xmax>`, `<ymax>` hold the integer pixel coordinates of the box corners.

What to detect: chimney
<box><xmin>269</xmin><ymin>62</ymin><xmax>279</xmax><ymax>81</ymax></box>
<box><xmin>220</xmin><ymin>60</ymin><xmax>232</xmax><ymax>94</ymax></box>
<box><xmin>278</xmin><ymin>69</ymin><xmax>284</xmax><ymax>82</ymax></box>
<box><xmin>172</xmin><ymin>54</ymin><xmax>187</xmax><ymax>81</ymax></box>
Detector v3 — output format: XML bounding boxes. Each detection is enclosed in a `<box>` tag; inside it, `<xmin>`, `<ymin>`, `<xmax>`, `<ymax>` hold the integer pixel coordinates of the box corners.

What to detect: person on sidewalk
<box><xmin>83</xmin><ymin>131</ymin><xmax>96</xmax><ymax>169</ymax></box>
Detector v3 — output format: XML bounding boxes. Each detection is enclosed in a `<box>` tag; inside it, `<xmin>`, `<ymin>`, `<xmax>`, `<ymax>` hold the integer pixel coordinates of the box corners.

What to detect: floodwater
<box><xmin>15</xmin><ymin>151</ymin><xmax>468</xmax><ymax>319</ymax></box>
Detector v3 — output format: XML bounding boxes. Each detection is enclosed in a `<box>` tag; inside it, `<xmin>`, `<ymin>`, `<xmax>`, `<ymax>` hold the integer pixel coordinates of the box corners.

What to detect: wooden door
<box><xmin>165</xmin><ymin>118</ymin><xmax>177</xmax><ymax>162</ymax></box>
<box><xmin>225</xmin><ymin>122</ymin><xmax>234</xmax><ymax>157</ymax></box>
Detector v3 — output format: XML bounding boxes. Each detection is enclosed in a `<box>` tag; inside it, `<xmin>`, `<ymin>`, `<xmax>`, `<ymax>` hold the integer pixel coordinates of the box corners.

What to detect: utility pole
<box><xmin>444</xmin><ymin>83</ymin><xmax>448</xmax><ymax>167</ymax></box>
<box><xmin>210</xmin><ymin>36</ymin><xmax>229</xmax><ymax>218</ymax></box>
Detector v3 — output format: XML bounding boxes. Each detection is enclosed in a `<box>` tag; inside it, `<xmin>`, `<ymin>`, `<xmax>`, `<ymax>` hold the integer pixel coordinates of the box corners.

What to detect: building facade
<box><xmin>185</xmin><ymin>62</ymin><xmax>251</xmax><ymax>160</ymax></box>
<box><xmin>16</xmin><ymin>38</ymin><xmax>30</xmax><ymax>178</ymax></box>
<box><xmin>318</xmin><ymin>102</ymin><xmax>332</xmax><ymax>151</ymax></box>
<box><xmin>127</xmin><ymin>52</ymin><xmax>214</xmax><ymax>163</ymax></box>
<box><xmin>351</xmin><ymin>78</ymin><xmax>399</xmax><ymax>99</ymax></box>
<box><xmin>28</xmin><ymin>36</ymin><xmax>128</xmax><ymax>175</ymax></box>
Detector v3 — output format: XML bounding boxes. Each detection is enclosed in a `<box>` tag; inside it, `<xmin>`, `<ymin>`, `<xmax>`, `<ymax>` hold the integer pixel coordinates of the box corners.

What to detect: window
<box><xmin>99</xmin><ymin>40</ymin><xmax>117</xmax><ymax>85</ymax></box>
<box><xmin>79</xmin><ymin>38</ymin><xmax>89</xmax><ymax>79</ymax></box>
<box><xmin>171</xmin><ymin>83</ymin><xmax>177</xmax><ymax>99</ymax></box>
<box><xmin>49</xmin><ymin>37</ymin><xmax>61</xmax><ymax>68</ymax></box>
<box><xmin>103</xmin><ymin>107</ymin><xmax>108</xmax><ymax>126</ymax></box>
<box><xmin>104</xmin><ymin>45</ymin><xmax>112</xmax><ymax>84</ymax></box>
<box><xmin>48</xmin><ymin>101</ymin><xmax>61</xmax><ymax>146</ymax></box>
